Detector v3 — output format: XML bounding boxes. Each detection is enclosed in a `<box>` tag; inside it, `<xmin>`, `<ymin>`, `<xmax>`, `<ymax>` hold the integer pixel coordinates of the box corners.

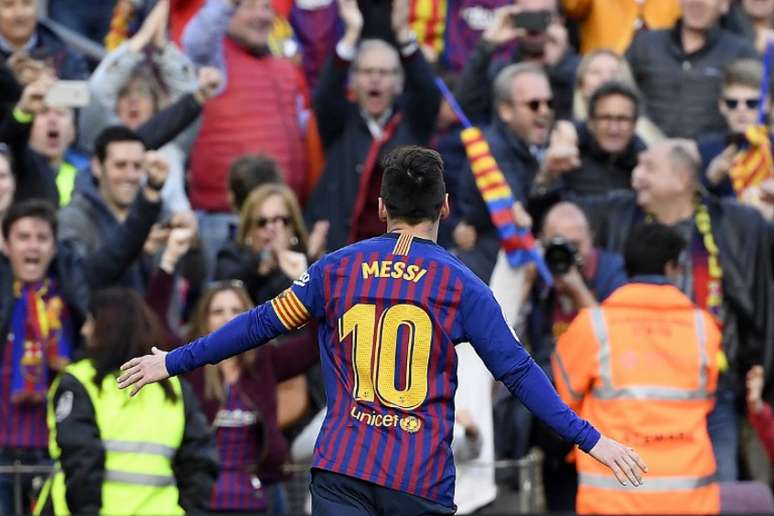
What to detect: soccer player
<box><xmin>118</xmin><ymin>146</ymin><xmax>647</xmax><ymax>515</ymax></box>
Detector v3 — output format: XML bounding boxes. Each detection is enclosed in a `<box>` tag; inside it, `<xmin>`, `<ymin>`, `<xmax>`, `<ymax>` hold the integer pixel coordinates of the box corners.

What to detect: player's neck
<box><xmin>386</xmin><ymin>220</ymin><xmax>438</xmax><ymax>243</ymax></box>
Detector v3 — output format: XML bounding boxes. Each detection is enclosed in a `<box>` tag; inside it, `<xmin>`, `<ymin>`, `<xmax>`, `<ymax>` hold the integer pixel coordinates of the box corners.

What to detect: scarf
<box><xmin>692</xmin><ymin>201</ymin><xmax>724</xmax><ymax>322</ymax></box>
<box><xmin>9</xmin><ymin>278</ymin><xmax>73</xmax><ymax>404</ymax></box>
<box><xmin>729</xmin><ymin>126</ymin><xmax>774</xmax><ymax>219</ymax></box>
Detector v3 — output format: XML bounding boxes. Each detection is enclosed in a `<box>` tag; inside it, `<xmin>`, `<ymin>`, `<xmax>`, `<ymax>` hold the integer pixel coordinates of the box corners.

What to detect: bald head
<box><xmin>542</xmin><ymin>202</ymin><xmax>593</xmax><ymax>259</ymax></box>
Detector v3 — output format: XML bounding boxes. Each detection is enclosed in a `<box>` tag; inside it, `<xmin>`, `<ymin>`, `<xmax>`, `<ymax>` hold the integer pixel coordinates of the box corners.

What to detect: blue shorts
<box><xmin>309</xmin><ymin>468</ymin><xmax>456</xmax><ymax>516</ymax></box>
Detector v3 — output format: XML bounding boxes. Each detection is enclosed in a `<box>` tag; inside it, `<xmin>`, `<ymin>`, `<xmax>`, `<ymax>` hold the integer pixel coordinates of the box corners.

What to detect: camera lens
<box><xmin>544</xmin><ymin>237</ymin><xmax>580</xmax><ymax>276</ymax></box>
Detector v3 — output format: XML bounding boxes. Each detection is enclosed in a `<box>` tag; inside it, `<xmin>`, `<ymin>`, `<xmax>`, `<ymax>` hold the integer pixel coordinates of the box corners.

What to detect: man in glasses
<box><xmin>700</xmin><ymin>58</ymin><xmax>774</xmax><ymax>219</ymax></box>
<box><xmin>532</xmin><ymin>81</ymin><xmax>646</xmax><ymax>197</ymax></box>
<box><xmin>453</xmin><ymin>62</ymin><xmax>553</xmax><ymax>282</ymax></box>
<box><xmin>305</xmin><ymin>0</ymin><xmax>441</xmax><ymax>252</ymax></box>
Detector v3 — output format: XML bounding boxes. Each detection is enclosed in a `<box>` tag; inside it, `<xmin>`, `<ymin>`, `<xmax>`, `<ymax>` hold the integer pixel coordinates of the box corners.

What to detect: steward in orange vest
<box><xmin>553</xmin><ymin>223</ymin><xmax>721</xmax><ymax>514</ymax></box>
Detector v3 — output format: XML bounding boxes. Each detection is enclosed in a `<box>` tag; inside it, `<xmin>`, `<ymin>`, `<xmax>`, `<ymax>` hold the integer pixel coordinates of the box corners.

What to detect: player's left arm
<box><xmin>118</xmin><ymin>261</ymin><xmax>325</xmax><ymax>395</ymax></box>
<box><xmin>462</xmin><ymin>280</ymin><xmax>648</xmax><ymax>486</ymax></box>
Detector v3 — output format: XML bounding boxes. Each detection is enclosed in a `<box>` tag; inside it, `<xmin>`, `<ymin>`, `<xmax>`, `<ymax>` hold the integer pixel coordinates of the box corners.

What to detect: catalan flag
<box><xmin>435</xmin><ymin>78</ymin><xmax>552</xmax><ymax>285</ymax></box>
<box><xmin>729</xmin><ymin>40</ymin><xmax>774</xmax><ymax>205</ymax></box>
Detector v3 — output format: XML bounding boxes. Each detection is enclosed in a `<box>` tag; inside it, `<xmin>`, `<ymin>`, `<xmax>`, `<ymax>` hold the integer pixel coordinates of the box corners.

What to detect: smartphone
<box><xmin>510</xmin><ymin>10</ymin><xmax>552</xmax><ymax>33</ymax></box>
<box><xmin>45</xmin><ymin>81</ymin><xmax>90</xmax><ymax>108</ymax></box>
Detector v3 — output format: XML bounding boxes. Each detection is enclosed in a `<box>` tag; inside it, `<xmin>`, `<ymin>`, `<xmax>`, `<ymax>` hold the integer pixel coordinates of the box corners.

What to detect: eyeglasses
<box><xmin>254</xmin><ymin>215</ymin><xmax>291</xmax><ymax>228</ymax></box>
<box><xmin>723</xmin><ymin>97</ymin><xmax>759</xmax><ymax>110</ymax></box>
<box><xmin>354</xmin><ymin>67</ymin><xmax>399</xmax><ymax>78</ymax></box>
<box><xmin>519</xmin><ymin>98</ymin><xmax>554</xmax><ymax>112</ymax></box>
<box><xmin>205</xmin><ymin>279</ymin><xmax>247</xmax><ymax>292</ymax></box>
<box><xmin>592</xmin><ymin>113</ymin><xmax>636</xmax><ymax>125</ymax></box>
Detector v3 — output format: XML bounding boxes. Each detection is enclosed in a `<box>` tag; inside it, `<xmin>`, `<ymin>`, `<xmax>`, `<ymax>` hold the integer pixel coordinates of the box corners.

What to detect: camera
<box><xmin>509</xmin><ymin>10</ymin><xmax>552</xmax><ymax>33</ymax></box>
<box><xmin>543</xmin><ymin>237</ymin><xmax>583</xmax><ymax>276</ymax></box>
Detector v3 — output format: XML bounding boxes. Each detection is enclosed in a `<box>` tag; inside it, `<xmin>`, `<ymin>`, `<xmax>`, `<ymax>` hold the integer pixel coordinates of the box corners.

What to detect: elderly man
<box><xmin>182</xmin><ymin>0</ymin><xmax>318</xmax><ymax>271</ymax></box>
<box><xmin>305</xmin><ymin>0</ymin><xmax>440</xmax><ymax>251</ymax></box>
<box><xmin>576</xmin><ymin>138</ymin><xmax>774</xmax><ymax>482</ymax></box>
<box><xmin>0</xmin><ymin>0</ymin><xmax>88</xmax><ymax>80</ymax></box>
<box><xmin>533</xmin><ymin>81</ymin><xmax>646</xmax><ymax>197</ymax></box>
<box><xmin>453</xmin><ymin>62</ymin><xmax>553</xmax><ymax>281</ymax></box>
<box><xmin>626</xmin><ymin>0</ymin><xmax>758</xmax><ymax>139</ymax></box>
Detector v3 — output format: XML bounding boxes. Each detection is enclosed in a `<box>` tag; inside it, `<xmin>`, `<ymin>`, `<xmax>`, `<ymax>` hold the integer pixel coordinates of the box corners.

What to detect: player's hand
<box><xmin>117</xmin><ymin>347</ymin><xmax>170</xmax><ymax>397</ymax></box>
<box><xmin>589</xmin><ymin>435</ymin><xmax>648</xmax><ymax>487</ymax></box>
<box><xmin>747</xmin><ymin>365</ymin><xmax>765</xmax><ymax>415</ymax></box>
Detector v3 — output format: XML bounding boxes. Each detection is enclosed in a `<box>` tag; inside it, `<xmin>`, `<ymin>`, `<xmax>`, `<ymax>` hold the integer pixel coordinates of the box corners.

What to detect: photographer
<box><xmin>495</xmin><ymin>201</ymin><xmax>626</xmax><ymax>512</ymax></box>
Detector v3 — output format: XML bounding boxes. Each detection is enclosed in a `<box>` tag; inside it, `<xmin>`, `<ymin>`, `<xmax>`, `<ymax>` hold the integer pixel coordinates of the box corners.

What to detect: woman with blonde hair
<box><xmin>572</xmin><ymin>49</ymin><xmax>664</xmax><ymax>146</ymax></box>
<box><xmin>185</xmin><ymin>280</ymin><xmax>319</xmax><ymax>514</ymax></box>
<box><xmin>215</xmin><ymin>183</ymin><xmax>327</xmax><ymax>305</ymax></box>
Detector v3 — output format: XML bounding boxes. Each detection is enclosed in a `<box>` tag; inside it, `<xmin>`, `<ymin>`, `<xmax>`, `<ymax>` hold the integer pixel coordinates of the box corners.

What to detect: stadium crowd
<box><xmin>0</xmin><ymin>0</ymin><xmax>774</xmax><ymax>514</ymax></box>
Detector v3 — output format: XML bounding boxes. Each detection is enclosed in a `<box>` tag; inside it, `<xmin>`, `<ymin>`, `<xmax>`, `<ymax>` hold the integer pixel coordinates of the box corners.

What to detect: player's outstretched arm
<box><xmin>118</xmin><ymin>346</ymin><xmax>169</xmax><ymax>397</ymax></box>
<box><xmin>589</xmin><ymin>435</ymin><xmax>648</xmax><ymax>487</ymax></box>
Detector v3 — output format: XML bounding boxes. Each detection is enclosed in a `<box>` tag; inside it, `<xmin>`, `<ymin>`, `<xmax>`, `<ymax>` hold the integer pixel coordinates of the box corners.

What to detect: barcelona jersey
<box><xmin>167</xmin><ymin>232</ymin><xmax>600</xmax><ymax>508</ymax></box>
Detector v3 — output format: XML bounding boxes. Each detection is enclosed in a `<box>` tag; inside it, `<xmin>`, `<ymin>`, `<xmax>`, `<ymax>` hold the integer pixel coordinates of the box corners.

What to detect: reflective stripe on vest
<box><xmin>579</xmin><ymin>472</ymin><xmax>716</xmax><ymax>491</ymax></box>
<box><xmin>103</xmin><ymin>440</ymin><xmax>177</xmax><ymax>458</ymax></box>
<box><xmin>552</xmin><ymin>351</ymin><xmax>584</xmax><ymax>401</ymax></box>
<box><xmin>589</xmin><ymin>307</ymin><xmax>710</xmax><ymax>401</ymax></box>
<box><xmin>104</xmin><ymin>471</ymin><xmax>176</xmax><ymax>487</ymax></box>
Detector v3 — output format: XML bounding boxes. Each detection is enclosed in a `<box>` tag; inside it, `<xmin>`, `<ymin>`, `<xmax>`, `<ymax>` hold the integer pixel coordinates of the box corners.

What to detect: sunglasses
<box><xmin>254</xmin><ymin>215</ymin><xmax>291</xmax><ymax>228</ymax></box>
<box><xmin>520</xmin><ymin>98</ymin><xmax>554</xmax><ymax>112</ymax></box>
<box><xmin>723</xmin><ymin>98</ymin><xmax>759</xmax><ymax>110</ymax></box>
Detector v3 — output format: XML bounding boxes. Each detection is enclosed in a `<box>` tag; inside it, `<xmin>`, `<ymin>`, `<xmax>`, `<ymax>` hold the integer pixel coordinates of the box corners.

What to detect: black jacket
<box><xmin>626</xmin><ymin>20</ymin><xmax>758</xmax><ymax>139</ymax></box>
<box><xmin>0</xmin><ymin>23</ymin><xmax>89</xmax><ymax>80</ymax></box>
<box><xmin>0</xmin><ymin>93</ymin><xmax>202</xmax><ymax>207</ymax></box>
<box><xmin>456</xmin><ymin>119</ymin><xmax>539</xmax><ymax>282</ymax></box>
<box><xmin>306</xmin><ymin>48</ymin><xmax>441</xmax><ymax>251</ymax></box>
<box><xmin>45</xmin><ymin>373</ymin><xmax>218</xmax><ymax>514</ymax></box>
<box><xmin>454</xmin><ymin>39</ymin><xmax>580</xmax><ymax>124</ymax></box>
<box><xmin>556</xmin><ymin>122</ymin><xmax>645</xmax><ymax>196</ymax></box>
<box><xmin>214</xmin><ymin>241</ymin><xmax>294</xmax><ymax>305</ymax></box>
<box><xmin>576</xmin><ymin>191</ymin><xmax>774</xmax><ymax>401</ymax></box>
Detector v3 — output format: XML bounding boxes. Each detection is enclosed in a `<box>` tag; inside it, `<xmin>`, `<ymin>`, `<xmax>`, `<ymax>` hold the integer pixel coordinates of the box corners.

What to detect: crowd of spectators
<box><xmin>1</xmin><ymin>0</ymin><xmax>774</xmax><ymax>514</ymax></box>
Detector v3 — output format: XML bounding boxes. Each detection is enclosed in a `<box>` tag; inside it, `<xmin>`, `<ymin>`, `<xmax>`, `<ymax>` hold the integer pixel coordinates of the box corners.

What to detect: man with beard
<box><xmin>454</xmin><ymin>0</ymin><xmax>578</xmax><ymax>121</ymax></box>
<box><xmin>305</xmin><ymin>0</ymin><xmax>441</xmax><ymax>251</ymax></box>
<box><xmin>576</xmin><ymin>138</ymin><xmax>774</xmax><ymax>482</ymax></box>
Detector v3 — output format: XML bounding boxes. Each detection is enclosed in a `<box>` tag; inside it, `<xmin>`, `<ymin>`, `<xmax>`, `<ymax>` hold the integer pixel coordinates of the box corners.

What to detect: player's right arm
<box><xmin>461</xmin><ymin>278</ymin><xmax>648</xmax><ymax>486</ymax></box>
<box><xmin>118</xmin><ymin>260</ymin><xmax>325</xmax><ymax>395</ymax></box>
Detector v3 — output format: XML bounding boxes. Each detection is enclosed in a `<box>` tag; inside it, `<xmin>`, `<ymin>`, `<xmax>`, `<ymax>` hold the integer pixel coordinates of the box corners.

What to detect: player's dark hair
<box><xmin>94</xmin><ymin>125</ymin><xmax>145</xmax><ymax>164</ymax></box>
<box><xmin>380</xmin><ymin>146</ymin><xmax>446</xmax><ymax>225</ymax></box>
<box><xmin>624</xmin><ymin>223</ymin><xmax>685</xmax><ymax>277</ymax></box>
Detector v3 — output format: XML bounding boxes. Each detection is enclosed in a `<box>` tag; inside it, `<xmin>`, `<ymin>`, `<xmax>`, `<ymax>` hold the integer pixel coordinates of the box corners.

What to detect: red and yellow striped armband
<box><xmin>271</xmin><ymin>289</ymin><xmax>312</xmax><ymax>330</ymax></box>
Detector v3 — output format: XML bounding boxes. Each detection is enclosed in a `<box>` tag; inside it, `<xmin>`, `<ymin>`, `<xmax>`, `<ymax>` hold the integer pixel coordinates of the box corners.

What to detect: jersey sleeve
<box><xmin>460</xmin><ymin>277</ymin><xmax>601</xmax><ymax>453</ymax></box>
<box><xmin>166</xmin><ymin>260</ymin><xmax>326</xmax><ymax>376</ymax></box>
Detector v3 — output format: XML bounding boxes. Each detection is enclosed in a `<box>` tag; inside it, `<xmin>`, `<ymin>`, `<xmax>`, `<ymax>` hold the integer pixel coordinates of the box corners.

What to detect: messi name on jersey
<box><xmin>361</xmin><ymin>260</ymin><xmax>428</xmax><ymax>282</ymax></box>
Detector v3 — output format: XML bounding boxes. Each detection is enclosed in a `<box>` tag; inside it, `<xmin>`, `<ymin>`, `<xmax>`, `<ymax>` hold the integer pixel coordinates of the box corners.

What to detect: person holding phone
<box><xmin>454</xmin><ymin>0</ymin><xmax>579</xmax><ymax>122</ymax></box>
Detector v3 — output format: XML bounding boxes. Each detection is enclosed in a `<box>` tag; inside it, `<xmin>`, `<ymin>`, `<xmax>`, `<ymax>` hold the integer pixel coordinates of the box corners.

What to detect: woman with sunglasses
<box><xmin>184</xmin><ymin>281</ymin><xmax>319</xmax><ymax>515</ymax></box>
<box><xmin>215</xmin><ymin>183</ymin><xmax>328</xmax><ymax>306</ymax></box>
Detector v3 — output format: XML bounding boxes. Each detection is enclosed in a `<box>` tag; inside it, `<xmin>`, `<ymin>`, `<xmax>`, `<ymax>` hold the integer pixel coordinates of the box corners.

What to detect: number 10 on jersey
<box><xmin>338</xmin><ymin>303</ymin><xmax>433</xmax><ymax>410</ymax></box>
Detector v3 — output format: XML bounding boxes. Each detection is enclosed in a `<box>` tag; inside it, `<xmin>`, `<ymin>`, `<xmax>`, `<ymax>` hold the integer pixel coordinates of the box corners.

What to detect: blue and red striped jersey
<box><xmin>167</xmin><ymin>232</ymin><xmax>600</xmax><ymax>508</ymax></box>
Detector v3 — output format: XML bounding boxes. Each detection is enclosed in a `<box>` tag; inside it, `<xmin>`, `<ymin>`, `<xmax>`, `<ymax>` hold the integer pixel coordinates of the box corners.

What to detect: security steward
<box><xmin>35</xmin><ymin>288</ymin><xmax>219</xmax><ymax>515</ymax></box>
<box><xmin>553</xmin><ymin>223</ymin><xmax>721</xmax><ymax>514</ymax></box>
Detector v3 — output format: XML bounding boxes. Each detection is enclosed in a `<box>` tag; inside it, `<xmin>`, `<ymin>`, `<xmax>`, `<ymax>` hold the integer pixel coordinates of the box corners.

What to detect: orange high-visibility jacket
<box><xmin>552</xmin><ymin>282</ymin><xmax>721</xmax><ymax>515</ymax></box>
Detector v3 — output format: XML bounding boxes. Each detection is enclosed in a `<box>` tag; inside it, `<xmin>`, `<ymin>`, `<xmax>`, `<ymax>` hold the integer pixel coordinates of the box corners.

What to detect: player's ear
<box><xmin>378</xmin><ymin>197</ymin><xmax>389</xmax><ymax>222</ymax></box>
<box><xmin>440</xmin><ymin>194</ymin><xmax>450</xmax><ymax>220</ymax></box>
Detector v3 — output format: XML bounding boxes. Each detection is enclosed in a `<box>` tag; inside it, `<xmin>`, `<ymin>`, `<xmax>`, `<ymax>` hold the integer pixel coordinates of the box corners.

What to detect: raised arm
<box><xmin>182</xmin><ymin>0</ymin><xmax>234</xmax><ymax>78</ymax></box>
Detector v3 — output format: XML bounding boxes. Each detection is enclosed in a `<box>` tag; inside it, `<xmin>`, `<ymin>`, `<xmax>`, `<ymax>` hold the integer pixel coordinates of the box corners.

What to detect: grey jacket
<box><xmin>627</xmin><ymin>21</ymin><xmax>758</xmax><ymax>139</ymax></box>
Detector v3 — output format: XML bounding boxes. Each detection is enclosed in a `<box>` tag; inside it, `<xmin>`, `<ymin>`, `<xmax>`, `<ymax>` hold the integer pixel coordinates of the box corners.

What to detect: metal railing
<box><xmin>1</xmin><ymin>451</ymin><xmax>544</xmax><ymax>515</ymax></box>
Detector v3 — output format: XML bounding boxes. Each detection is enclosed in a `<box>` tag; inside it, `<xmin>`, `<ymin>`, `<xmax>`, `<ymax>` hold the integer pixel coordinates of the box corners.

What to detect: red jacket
<box><xmin>188</xmin><ymin>37</ymin><xmax>311</xmax><ymax>211</ymax></box>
